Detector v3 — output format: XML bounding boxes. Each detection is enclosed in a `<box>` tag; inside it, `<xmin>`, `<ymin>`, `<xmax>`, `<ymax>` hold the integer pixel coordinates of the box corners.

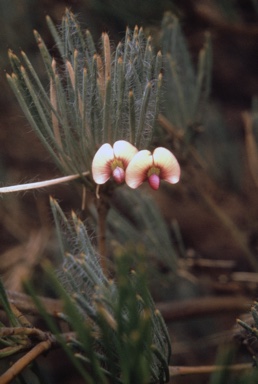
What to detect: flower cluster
<box><xmin>92</xmin><ymin>141</ymin><xmax>180</xmax><ymax>190</ymax></box>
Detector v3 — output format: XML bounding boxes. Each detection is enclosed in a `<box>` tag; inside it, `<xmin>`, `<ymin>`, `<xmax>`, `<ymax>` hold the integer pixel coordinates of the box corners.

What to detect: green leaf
<box><xmin>0</xmin><ymin>279</ymin><xmax>19</xmax><ymax>327</ymax></box>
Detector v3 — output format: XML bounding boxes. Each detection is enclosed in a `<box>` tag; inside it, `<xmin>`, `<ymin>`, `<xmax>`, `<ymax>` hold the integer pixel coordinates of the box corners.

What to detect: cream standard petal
<box><xmin>113</xmin><ymin>140</ymin><xmax>138</xmax><ymax>167</ymax></box>
<box><xmin>125</xmin><ymin>150</ymin><xmax>153</xmax><ymax>188</ymax></box>
<box><xmin>92</xmin><ymin>143</ymin><xmax>114</xmax><ymax>184</ymax></box>
<box><xmin>153</xmin><ymin>147</ymin><xmax>180</xmax><ymax>184</ymax></box>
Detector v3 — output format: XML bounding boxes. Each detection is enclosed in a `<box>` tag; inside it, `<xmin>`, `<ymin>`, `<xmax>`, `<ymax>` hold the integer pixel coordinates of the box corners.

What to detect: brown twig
<box><xmin>0</xmin><ymin>339</ymin><xmax>52</xmax><ymax>384</ymax></box>
<box><xmin>169</xmin><ymin>362</ymin><xmax>252</xmax><ymax>377</ymax></box>
<box><xmin>200</xmin><ymin>190</ymin><xmax>258</xmax><ymax>272</ymax></box>
<box><xmin>4</xmin><ymin>291</ymin><xmax>251</xmax><ymax>323</ymax></box>
<box><xmin>0</xmin><ymin>327</ymin><xmax>49</xmax><ymax>341</ymax></box>
<box><xmin>182</xmin><ymin>257</ymin><xmax>236</xmax><ymax>269</ymax></box>
<box><xmin>156</xmin><ymin>296</ymin><xmax>251</xmax><ymax>322</ymax></box>
<box><xmin>9</xmin><ymin>303</ymin><xmax>32</xmax><ymax>328</ymax></box>
<box><xmin>193</xmin><ymin>2</ymin><xmax>258</xmax><ymax>37</ymax></box>
<box><xmin>0</xmin><ymin>328</ymin><xmax>77</xmax><ymax>382</ymax></box>
<box><xmin>159</xmin><ymin>111</ymin><xmax>258</xmax><ymax>271</ymax></box>
<box><xmin>6</xmin><ymin>290</ymin><xmax>63</xmax><ymax>317</ymax></box>
<box><xmin>232</xmin><ymin>272</ymin><xmax>258</xmax><ymax>284</ymax></box>
<box><xmin>242</xmin><ymin>111</ymin><xmax>258</xmax><ymax>189</ymax></box>
<box><xmin>157</xmin><ymin>113</ymin><xmax>208</xmax><ymax>169</ymax></box>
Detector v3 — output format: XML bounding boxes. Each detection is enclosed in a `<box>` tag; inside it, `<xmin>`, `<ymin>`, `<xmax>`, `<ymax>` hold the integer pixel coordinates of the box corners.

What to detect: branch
<box><xmin>193</xmin><ymin>2</ymin><xmax>258</xmax><ymax>36</ymax></box>
<box><xmin>4</xmin><ymin>290</ymin><xmax>251</xmax><ymax>323</ymax></box>
<box><xmin>0</xmin><ymin>171</ymin><xmax>89</xmax><ymax>193</ymax></box>
<box><xmin>169</xmin><ymin>362</ymin><xmax>252</xmax><ymax>377</ymax></box>
<box><xmin>0</xmin><ymin>339</ymin><xmax>52</xmax><ymax>384</ymax></box>
<box><xmin>242</xmin><ymin>111</ymin><xmax>258</xmax><ymax>189</ymax></box>
<box><xmin>6</xmin><ymin>290</ymin><xmax>63</xmax><ymax>317</ymax></box>
<box><xmin>156</xmin><ymin>296</ymin><xmax>250</xmax><ymax>322</ymax></box>
<box><xmin>0</xmin><ymin>326</ymin><xmax>49</xmax><ymax>341</ymax></box>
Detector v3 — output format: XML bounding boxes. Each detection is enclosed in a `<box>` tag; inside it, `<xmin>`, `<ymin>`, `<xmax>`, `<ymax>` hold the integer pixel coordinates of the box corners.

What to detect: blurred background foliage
<box><xmin>1</xmin><ymin>0</ymin><xmax>258</xmax><ymax>383</ymax></box>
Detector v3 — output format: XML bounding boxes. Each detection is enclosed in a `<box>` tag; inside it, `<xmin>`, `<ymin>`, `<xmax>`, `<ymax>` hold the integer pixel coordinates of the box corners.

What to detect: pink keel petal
<box><xmin>148</xmin><ymin>174</ymin><xmax>160</xmax><ymax>190</ymax></box>
<box><xmin>113</xmin><ymin>140</ymin><xmax>138</xmax><ymax>167</ymax></box>
<box><xmin>153</xmin><ymin>147</ymin><xmax>180</xmax><ymax>184</ymax></box>
<box><xmin>125</xmin><ymin>150</ymin><xmax>153</xmax><ymax>189</ymax></box>
<box><xmin>92</xmin><ymin>143</ymin><xmax>114</xmax><ymax>184</ymax></box>
<box><xmin>112</xmin><ymin>167</ymin><xmax>125</xmax><ymax>184</ymax></box>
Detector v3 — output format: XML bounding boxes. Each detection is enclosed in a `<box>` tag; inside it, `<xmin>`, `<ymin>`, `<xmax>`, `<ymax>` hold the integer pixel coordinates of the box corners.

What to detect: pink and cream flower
<box><xmin>92</xmin><ymin>140</ymin><xmax>138</xmax><ymax>184</ymax></box>
<box><xmin>125</xmin><ymin>147</ymin><xmax>180</xmax><ymax>190</ymax></box>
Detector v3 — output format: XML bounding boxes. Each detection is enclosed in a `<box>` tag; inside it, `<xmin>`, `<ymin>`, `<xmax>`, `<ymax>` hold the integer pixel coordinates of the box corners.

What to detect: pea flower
<box><xmin>125</xmin><ymin>147</ymin><xmax>180</xmax><ymax>190</ymax></box>
<box><xmin>92</xmin><ymin>140</ymin><xmax>138</xmax><ymax>184</ymax></box>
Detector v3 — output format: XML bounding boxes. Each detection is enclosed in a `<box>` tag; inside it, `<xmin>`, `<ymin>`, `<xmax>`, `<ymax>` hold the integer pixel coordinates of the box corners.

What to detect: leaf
<box><xmin>0</xmin><ymin>279</ymin><xmax>19</xmax><ymax>327</ymax></box>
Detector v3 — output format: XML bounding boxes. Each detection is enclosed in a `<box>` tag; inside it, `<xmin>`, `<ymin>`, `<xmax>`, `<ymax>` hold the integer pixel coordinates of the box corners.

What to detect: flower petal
<box><xmin>153</xmin><ymin>147</ymin><xmax>180</xmax><ymax>184</ymax></box>
<box><xmin>113</xmin><ymin>140</ymin><xmax>138</xmax><ymax>167</ymax></box>
<box><xmin>148</xmin><ymin>174</ymin><xmax>160</xmax><ymax>190</ymax></box>
<box><xmin>112</xmin><ymin>167</ymin><xmax>125</xmax><ymax>184</ymax></box>
<box><xmin>125</xmin><ymin>150</ymin><xmax>153</xmax><ymax>189</ymax></box>
<box><xmin>92</xmin><ymin>143</ymin><xmax>114</xmax><ymax>184</ymax></box>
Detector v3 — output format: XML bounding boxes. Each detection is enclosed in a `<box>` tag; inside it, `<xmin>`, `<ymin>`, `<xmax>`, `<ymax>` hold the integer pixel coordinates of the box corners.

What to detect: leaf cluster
<box><xmin>107</xmin><ymin>188</ymin><xmax>178</xmax><ymax>279</ymax></box>
<box><xmin>161</xmin><ymin>12</ymin><xmax>212</xmax><ymax>143</ymax></box>
<box><xmin>42</xmin><ymin>199</ymin><xmax>171</xmax><ymax>383</ymax></box>
<box><xmin>7</xmin><ymin>9</ymin><xmax>163</xmax><ymax>186</ymax></box>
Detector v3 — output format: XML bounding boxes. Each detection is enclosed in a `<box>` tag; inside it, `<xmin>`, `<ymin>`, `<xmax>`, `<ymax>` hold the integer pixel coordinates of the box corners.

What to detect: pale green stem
<box><xmin>96</xmin><ymin>197</ymin><xmax>110</xmax><ymax>276</ymax></box>
<box><xmin>0</xmin><ymin>172</ymin><xmax>89</xmax><ymax>194</ymax></box>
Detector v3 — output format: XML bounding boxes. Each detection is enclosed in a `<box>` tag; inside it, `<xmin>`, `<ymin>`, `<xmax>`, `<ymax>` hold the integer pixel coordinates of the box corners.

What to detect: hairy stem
<box><xmin>96</xmin><ymin>197</ymin><xmax>110</xmax><ymax>275</ymax></box>
<box><xmin>0</xmin><ymin>172</ymin><xmax>89</xmax><ymax>194</ymax></box>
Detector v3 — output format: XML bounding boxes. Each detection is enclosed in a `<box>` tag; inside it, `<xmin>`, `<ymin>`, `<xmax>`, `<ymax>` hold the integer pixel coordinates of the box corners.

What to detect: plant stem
<box><xmin>159</xmin><ymin>111</ymin><xmax>258</xmax><ymax>271</ymax></box>
<box><xmin>201</xmin><ymin>190</ymin><xmax>258</xmax><ymax>271</ymax></box>
<box><xmin>6</xmin><ymin>290</ymin><xmax>63</xmax><ymax>317</ymax></box>
<box><xmin>96</xmin><ymin>197</ymin><xmax>110</xmax><ymax>275</ymax></box>
<box><xmin>242</xmin><ymin>111</ymin><xmax>258</xmax><ymax>188</ymax></box>
<box><xmin>0</xmin><ymin>172</ymin><xmax>89</xmax><ymax>193</ymax></box>
<box><xmin>4</xmin><ymin>292</ymin><xmax>250</xmax><ymax>322</ymax></box>
<box><xmin>156</xmin><ymin>295</ymin><xmax>250</xmax><ymax>322</ymax></box>
<box><xmin>0</xmin><ymin>339</ymin><xmax>52</xmax><ymax>384</ymax></box>
<box><xmin>169</xmin><ymin>363</ymin><xmax>252</xmax><ymax>377</ymax></box>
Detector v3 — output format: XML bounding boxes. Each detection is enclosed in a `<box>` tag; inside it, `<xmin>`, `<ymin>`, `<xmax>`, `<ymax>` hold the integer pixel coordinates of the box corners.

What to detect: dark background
<box><xmin>1</xmin><ymin>1</ymin><xmax>258</xmax><ymax>383</ymax></box>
